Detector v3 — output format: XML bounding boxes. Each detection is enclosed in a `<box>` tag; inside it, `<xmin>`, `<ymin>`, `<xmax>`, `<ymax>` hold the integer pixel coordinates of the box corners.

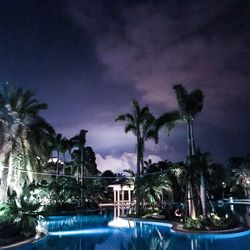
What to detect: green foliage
<box><xmin>184</xmin><ymin>217</ymin><xmax>203</xmax><ymax>230</ymax></box>
<box><xmin>228</xmin><ymin>155</ymin><xmax>250</xmax><ymax>198</ymax></box>
<box><xmin>0</xmin><ymin>84</ymin><xmax>54</xmax><ymax>202</ymax></box>
<box><xmin>0</xmin><ymin>196</ymin><xmax>40</xmax><ymax>239</ymax></box>
<box><xmin>135</xmin><ymin>172</ymin><xmax>172</xmax><ymax>210</ymax></box>
<box><xmin>205</xmin><ymin>213</ymin><xmax>238</xmax><ymax>230</ymax></box>
<box><xmin>0</xmin><ymin>203</ymin><xmax>13</xmax><ymax>222</ymax></box>
<box><xmin>184</xmin><ymin>213</ymin><xmax>239</xmax><ymax>231</ymax></box>
<box><xmin>29</xmin><ymin>178</ymin><xmax>82</xmax><ymax>213</ymax></box>
<box><xmin>13</xmin><ymin>213</ymin><xmax>37</xmax><ymax>238</ymax></box>
<box><xmin>173</xmin><ymin>84</ymin><xmax>204</xmax><ymax>120</ymax></box>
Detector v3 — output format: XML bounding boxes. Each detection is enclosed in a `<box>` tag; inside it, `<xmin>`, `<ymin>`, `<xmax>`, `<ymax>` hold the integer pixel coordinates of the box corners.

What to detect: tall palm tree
<box><xmin>116</xmin><ymin>100</ymin><xmax>158</xmax><ymax>177</ymax></box>
<box><xmin>173</xmin><ymin>84</ymin><xmax>204</xmax><ymax>219</ymax></box>
<box><xmin>116</xmin><ymin>99</ymin><xmax>158</xmax><ymax>215</ymax></box>
<box><xmin>0</xmin><ymin>84</ymin><xmax>54</xmax><ymax>202</ymax></box>
<box><xmin>70</xmin><ymin>129</ymin><xmax>88</xmax><ymax>207</ymax></box>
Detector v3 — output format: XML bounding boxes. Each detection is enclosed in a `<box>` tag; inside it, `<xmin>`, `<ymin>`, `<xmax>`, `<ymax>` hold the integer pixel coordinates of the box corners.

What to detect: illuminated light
<box><xmin>49</xmin><ymin>228</ymin><xmax>113</xmax><ymax>236</ymax></box>
<box><xmin>48</xmin><ymin>157</ymin><xmax>64</xmax><ymax>164</ymax></box>
<box><xmin>142</xmin><ymin>221</ymin><xmax>172</xmax><ymax>228</ymax></box>
<box><xmin>108</xmin><ymin>217</ymin><xmax>135</xmax><ymax>228</ymax></box>
<box><xmin>170</xmin><ymin>229</ymin><xmax>250</xmax><ymax>239</ymax></box>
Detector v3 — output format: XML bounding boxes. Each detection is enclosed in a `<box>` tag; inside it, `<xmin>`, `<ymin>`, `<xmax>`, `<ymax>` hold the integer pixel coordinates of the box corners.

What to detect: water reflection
<box><xmin>17</xmin><ymin>215</ymin><xmax>250</xmax><ymax>250</ymax></box>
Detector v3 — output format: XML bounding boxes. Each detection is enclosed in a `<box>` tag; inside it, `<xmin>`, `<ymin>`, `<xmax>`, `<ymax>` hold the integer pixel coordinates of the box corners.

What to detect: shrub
<box><xmin>0</xmin><ymin>197</ymin><xmax>40</xmax><ymax>239</ymax></box>
<box><xmin>184</xmin><ymin>217</ymin><xmax>203</xmax><ymax>230</ymax></box>
<box><xmin>0</xmin><ymin>203</ymin><xmax>13</xmax><ymax>222</ymax></box>
<box><xmin>206</xmin><ymin>213</ymin><xmax>238</xmax><ymax>230</ymax></box>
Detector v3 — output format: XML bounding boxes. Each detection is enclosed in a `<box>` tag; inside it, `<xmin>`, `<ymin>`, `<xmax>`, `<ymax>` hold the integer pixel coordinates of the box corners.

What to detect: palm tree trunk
<box><xmin>187</xmin><ymin>118</ymin><xmax>195</xmax><ymax>156</ymax></box>
<box><xmin>187</xmin><ymin>180</ymin><xmax>196</xmax><ymax>219</ymax></box>
<box><xmin>135</xmin><ymin>138</ymin><xmax>141</xmax><ymax>215</ymax></box>
<box><xmin>80</xmin><ymin>146</ymin><xmax>85</xmax><ymax>207</ymax></box>
<box><xmin>200</xmin><ymin>173</ymin><xmax>206</xmax><ymax>217</ymax></box>
<box><xmin>0</xmin><ymin>166</ymin><xmax>8</xmax><ymax>203</ymax></box>
<box><xmin>187</xmin><ymin>119</ymin><xmax>196</xmax><ymax>219</ymax></box>
<box><xmin>190</xmin><ymin>119</ymin><xmax>195</xmax><ymax>156</ymax></box>
<box><xmin>63</xmin><ymin>152</ymin><xmax>66</xmax><ymax>175</ymax></box>
<box><xmin>56</xmin><ymin>150</ymin><xmax>60</xmax><ymax>175</ymax></box>
<box><xmin>0</xmin><ymin>145</ymin><xmax>12</xmax><ymax>203</ymax></box>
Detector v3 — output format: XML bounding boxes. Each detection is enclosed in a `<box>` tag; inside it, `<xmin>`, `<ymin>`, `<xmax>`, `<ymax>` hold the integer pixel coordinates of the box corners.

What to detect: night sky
<box><xmin>1</xmin><ymin>0</ymin><xmax>250</xmax><ymax>173</ymax></box>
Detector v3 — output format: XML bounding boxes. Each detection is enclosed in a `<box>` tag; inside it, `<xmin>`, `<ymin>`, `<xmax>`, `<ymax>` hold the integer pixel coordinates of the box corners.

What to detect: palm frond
<box><xmin>156</xmin><ymin>111</ymin><xmax>182</xmax><ymax>133</ymax></box>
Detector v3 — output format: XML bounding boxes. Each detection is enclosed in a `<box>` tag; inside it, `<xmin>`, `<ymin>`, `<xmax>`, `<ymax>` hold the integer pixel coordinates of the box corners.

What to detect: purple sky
<box><xmin>1</xmin><ymin>0</ymin><xmax>250</xmax><ymax>172</ymax></box>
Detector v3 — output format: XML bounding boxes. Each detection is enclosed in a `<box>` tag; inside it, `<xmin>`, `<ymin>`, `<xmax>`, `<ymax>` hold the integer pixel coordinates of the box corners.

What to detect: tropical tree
<box><xmin>51</xmin><ymin>133</ymin><xmax>63</xmax><ymax>174</ymax></box>
<box><xmin>70</xmin><ymin>130</ymin><xmax>88</xmax><ymax>184</ymax></box>
<box><xmin>229</xmin><ymin>155</ymin><xmax>250</xmax><ymax>198</ymax></box>
<box><xmin>156</xmin><ymin>110</ymin><xmax>182</xmax><ymax>146</ymax></box>
<box><xmin>137</xmin><ymin>172</ymin><xmax>172</xmax><ymax>210</ymax></box>
<box><xmin>173</xmin><ymin>84</ymin><xmax>204</xmax><ymax>219</ymax></box>
<box><xmin>116</xmin><ymin>100</ymin><xmax>158</xmax><ymax>176</ymax></box>
<box><xmin>116</xmin><ymin>99</ymin><xmax>158</xmax><ymax>215</ymax></box>
<box><xmin>188</xmin><ymin>149</ymin><xmax>216</xmax><ymax>217</ymax></box>
<box><xmin>0</xmin><ymin>84</ymin><xmax>54</xmax><ymax>203</ymax></box>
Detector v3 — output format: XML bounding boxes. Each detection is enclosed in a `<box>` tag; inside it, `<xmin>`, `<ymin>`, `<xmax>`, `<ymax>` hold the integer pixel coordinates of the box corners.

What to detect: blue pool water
<box><xmin>12</xmin><ymin>215</ymin><xmax>250</xmax><ymax>250</ymax></box>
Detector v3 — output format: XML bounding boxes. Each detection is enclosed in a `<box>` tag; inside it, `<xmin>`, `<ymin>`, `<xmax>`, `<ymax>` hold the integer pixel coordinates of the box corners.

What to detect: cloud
<box><xmin>68</xmin><ymin>0</ymin><xmax>250</xmax><ymax>162</ymax></box>
<box><xmin>95</xmin><ymin>152</ymin><xmax>136</xmax><ymax>173</ymax></box>
<box><xmin>69</xmin><ymin>1</ymin><xmax>250</xmax><ymax>114</ymax></box>
<box><xmin>96</xmin><ymin>152</ymin><xmax>162</xmax><ymax>173</ymax></box>
<box><xmin>59</xmin><ymin>121</ymin><xmax>135</xmax><ymax>153</ymax></box>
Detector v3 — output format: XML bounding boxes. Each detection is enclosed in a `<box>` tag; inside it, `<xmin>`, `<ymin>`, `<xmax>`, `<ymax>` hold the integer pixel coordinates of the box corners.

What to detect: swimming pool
<box><xmin>11</xmin><ymin>215</ymin><xmax>250</xmax><ymax>250</ymax></box>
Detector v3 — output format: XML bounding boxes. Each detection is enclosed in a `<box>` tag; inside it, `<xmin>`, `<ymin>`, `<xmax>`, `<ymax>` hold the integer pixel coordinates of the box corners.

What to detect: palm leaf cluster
<box><xmin>0</xmin><ymin>84</ymin><xmax>54</xmax><ymax>202</ymax></box>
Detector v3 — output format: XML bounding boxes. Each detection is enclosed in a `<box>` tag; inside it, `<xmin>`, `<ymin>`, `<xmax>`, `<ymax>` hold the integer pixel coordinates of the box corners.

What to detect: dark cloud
<box><xmin>0</xmin><ymin>0</ymin><xmax>249</xmax><ymax>167</ymax></box>
<box><xmin>68</xmin><ymin>0</ymin><xmax>250</xmax><ymax>162</ymax></box>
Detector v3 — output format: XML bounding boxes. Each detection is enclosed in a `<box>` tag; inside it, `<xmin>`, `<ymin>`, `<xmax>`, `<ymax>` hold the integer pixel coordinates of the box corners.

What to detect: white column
<box><xmin>114</xmin><ymin>190</ymin><xmax>116</xmax><ymax>203</ymax></box>
<box><xmin>128</xmin><ymin>190</ymin><xmax>131</xmax><ymax>205</ymax></box>
<box><xmin>117</xmin><ymin>190</ymin><xmax>120</xmax><ymax>216</ymax></box>
<box><xmin>121</xmin><ymin>190</ymin><xmax>125</xmax><ymax>215</ymax></box>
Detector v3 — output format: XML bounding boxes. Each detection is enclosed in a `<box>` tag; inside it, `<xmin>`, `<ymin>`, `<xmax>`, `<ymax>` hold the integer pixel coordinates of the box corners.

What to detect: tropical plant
<box><xmin>116</xmin><ymin>99</ymin><xmax>158</xmax><ymax>215</ymax></box>
<box><xmin>51</xmin><ymin>133</ymin><xmax>62</xmax><ymax>173</ymax></box>
<box><xmin>29</xmin><ymin>177</ymin><xmax>82</xmax><ymax>213</ymax></box>
<box><xmin>187</xmin><ymin>149</ymin><xmax>217</xmax><ymax>217</ymax></box>
<box><xmin>0</xmin><ymin>84</ymin><xmax>54</xmax><ymax>203</ymax></box>
<box><xmin>229</xmin><ymin>155</ymin><xmax>250</xmax><ymax>198</ymax></box>
<box><xmin>173</xmin><ymin>84</ymin><xmax>204</xmax><ymax>219</ymax></box>
<box><xmin>136</xmin><ymin>172</ymin><xmax>172</xmax><ymax>210</ymax></box>
<box><xmin>70</xmin><ymin>130</ymin><xmax>88</xmax><ymax>183</ymax></box>
<box><xmin>0</xmin><ymin>194</ymin><xmax>40</xmax><ymax>239</ymax></box>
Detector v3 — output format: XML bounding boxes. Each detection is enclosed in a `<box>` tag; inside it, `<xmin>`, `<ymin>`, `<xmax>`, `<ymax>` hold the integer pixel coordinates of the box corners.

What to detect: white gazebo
<box><xmin>109</xmin><ymin>183</ymin><xmax>134</xmax><ymax>217</ymax></box>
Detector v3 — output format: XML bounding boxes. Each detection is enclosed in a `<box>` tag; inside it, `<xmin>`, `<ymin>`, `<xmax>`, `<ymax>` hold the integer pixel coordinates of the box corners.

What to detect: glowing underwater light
<box><xmin>49</xmin><ymin>228</ymin><xmax>113</xmax><ymax>236</ymax></box>
<box><xmin>170</xmin><ymin>229</ymin><xmax>250</xmax><ymax>239</ymax></box>
<box><xmin>108</xmin><ymin>217</ymin><xmax>135</xmax><ymax>228</ymax></box>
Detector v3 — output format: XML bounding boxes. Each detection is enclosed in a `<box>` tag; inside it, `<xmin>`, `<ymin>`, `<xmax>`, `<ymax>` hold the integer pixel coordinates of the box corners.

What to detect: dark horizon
<box><xmin>1</xmin><ymin>0</ymin><xmax>250</xmax><ymax>172</ymax></box>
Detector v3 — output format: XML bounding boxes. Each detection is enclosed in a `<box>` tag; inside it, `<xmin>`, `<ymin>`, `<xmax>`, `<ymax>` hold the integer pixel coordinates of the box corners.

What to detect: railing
<box><xmin>220</xmin><ymin>198</ymin><xmax>250</xmax><ymax>205</ymax></box>
<box><xmin>99</xmin><ymin>201</ymin><xmax>132</xmax><ymax>208</ymax></box>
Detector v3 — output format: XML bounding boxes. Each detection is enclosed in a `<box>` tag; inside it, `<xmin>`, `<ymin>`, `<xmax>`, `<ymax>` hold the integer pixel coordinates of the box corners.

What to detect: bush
<box><xmin>184</xmin><ymin>217</ymin><xmax>203</xmax><ymax>230</ymax></box>
<box><xmin>0</xmin><ymin>198</ymin><xmax>40</xmax><ymax>239</ymax></box>
<box><xmin>205</xmin><ymin>213</ymin><xmax>238</xmax><ymax>230</ymax></box>
<box><xmin>0</xmin><ymin>203</ymin><xmax>13</xmax><ymax>222</ymax></box>
<box><xmin>183</xmin><ymin>213</ymin><xmax>239</xmax><ymax>231</ymax></box>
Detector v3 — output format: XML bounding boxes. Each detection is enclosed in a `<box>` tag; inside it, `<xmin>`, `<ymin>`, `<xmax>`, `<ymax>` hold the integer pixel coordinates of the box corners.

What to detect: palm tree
<box><xmin>188</xmin><ymin>149</ymin><xmax>215</xmax><ymax>217</ymax></box>
<box><xmin>229</xmin><ymin>155</ymin><xmax>250</xmax><ymax>198</ymax></box>
<box><xmin>137</xmin><ymin>172</ymin><xmax>172</xmax><ymax>210</ymax></box>
<box><xmin>0</xmin><ymin>84</ymin><xmax>54</xmax><ymax>203</ymax></box>
<box><xmin>173</xmin><ymin>84</ymin><xmax>204</xmax><ymax>219</ymax></box>
<box><xmin>156</xmin><ymin>111</ymin><xmax>181</xmax><ymax>136</ymax></box>
<box><xmin>116</xmin><ymin>99</ymin><xmax>158</xmax><ymax>215</ymax></box>
<box><xmin>51</xmin><ymin>133</ymin><xmax>63</xmax><ymax>174</ymax></box>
